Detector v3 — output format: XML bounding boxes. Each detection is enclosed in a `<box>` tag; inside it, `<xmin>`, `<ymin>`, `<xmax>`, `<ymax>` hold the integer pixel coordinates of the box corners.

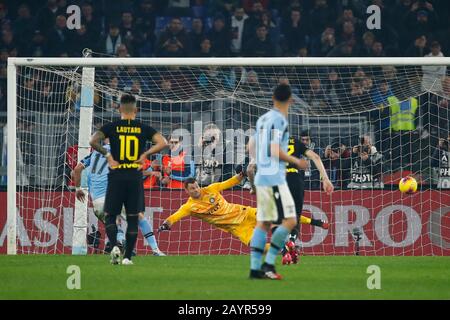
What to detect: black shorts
<box><xmin>104</xmin><ymin>176</ymin><xmax>144</xmax><ymax>217</ymax></box>
<box><xmin>287</xmin><ymin>173</ymin><xmax>305</xmax><ymax>216</ymax></box>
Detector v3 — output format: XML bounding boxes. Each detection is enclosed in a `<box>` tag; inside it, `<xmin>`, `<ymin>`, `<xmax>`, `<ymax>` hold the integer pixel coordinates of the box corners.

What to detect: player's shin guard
<box><xmin>105</xmin><ymin>213</ymin><xmax>118</xmax><ymax>248</ymax></box>
<box><xmin>266</xmin><ymin>225</ymin><xmax>290</xmax><ymax>266</ymax></box>
<box><xmin>250</xmin><ymin>227</ymin><xmax>267</xmax><ymax>271</ymax></box>
<box><xmin>124</xmin><ymin>214</ymin><xmax>139</xmax><ymax>260</ymax></box>
<box><xmin>139</xmin><ymin>218</ymin><xmax>159</xmax><ymax>251</ymax></box>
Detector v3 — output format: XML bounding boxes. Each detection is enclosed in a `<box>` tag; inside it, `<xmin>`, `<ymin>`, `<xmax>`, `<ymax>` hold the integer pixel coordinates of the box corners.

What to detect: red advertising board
<box><xmin>1</xmin><ymin>191</ymin><xmax>449</xmax><ymax>255</ymax></box>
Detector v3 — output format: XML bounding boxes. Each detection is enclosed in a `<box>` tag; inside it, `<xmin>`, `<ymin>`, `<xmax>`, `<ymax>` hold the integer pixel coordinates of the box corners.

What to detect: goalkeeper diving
<box><xmin>158</xmin><ymin>165</ymin><xmax>329</xmax><ymax>247</ymax></box>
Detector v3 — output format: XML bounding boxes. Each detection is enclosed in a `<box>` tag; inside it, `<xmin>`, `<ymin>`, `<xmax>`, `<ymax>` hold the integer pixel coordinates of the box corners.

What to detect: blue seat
<box><xmin>155</xmin><ymin>16</ymin><xmax>171</xmax><ymax>34</ymax></box>
<box><xmin>180</xmin><ymin>17</ymin><xmax>192</xmax><ymax>32</ymax></box>
<box><xmin>192</xmin><ymin>6</ymin><xmax>206</xmax><ymax>18</ymax></box>
<box><xmin>204</xmin><ymin>16</ymin><xmax>213</xmax><ymax>31</ymax></box>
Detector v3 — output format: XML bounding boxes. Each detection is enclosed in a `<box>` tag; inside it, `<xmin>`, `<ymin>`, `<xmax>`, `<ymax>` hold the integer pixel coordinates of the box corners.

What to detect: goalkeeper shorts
<box><xmin>230</xmin><ymin>207</ymin><xmax>257</xmax><ymax>246</ymax></box>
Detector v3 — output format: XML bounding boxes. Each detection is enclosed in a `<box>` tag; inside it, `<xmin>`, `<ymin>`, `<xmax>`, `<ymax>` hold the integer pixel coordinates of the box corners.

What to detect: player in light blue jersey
<box><xmin>248</xmin><ymin>84</ymin><xmax>333</xmax><ymax>280</ymax></box>
<box><xmin>72</xmin><ymin>141</ymin><xmax>165</xmax><ymax>256</ymax></box>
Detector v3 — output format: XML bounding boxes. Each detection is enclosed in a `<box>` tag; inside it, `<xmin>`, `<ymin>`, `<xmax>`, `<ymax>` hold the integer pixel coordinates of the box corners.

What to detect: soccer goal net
<box><xmin>4</xmin><ymin>57</ymin><xmax>450</xmax><ymax>256</ymax></box>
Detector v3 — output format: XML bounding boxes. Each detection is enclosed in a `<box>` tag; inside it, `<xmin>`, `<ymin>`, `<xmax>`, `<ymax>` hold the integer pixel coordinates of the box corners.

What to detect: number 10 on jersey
<box><xmin>119</xmin><ymin>135</ymin><xmax>139</xmax><ymax>161</ymax></box>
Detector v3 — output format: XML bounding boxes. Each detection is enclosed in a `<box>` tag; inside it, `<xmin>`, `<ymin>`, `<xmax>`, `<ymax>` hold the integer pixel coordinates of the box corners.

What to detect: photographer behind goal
<box><xmin>347</xmin><ymin>136</ymin><xmax>384</xmax><ymax>189</ymax></box>
<box><xmin>432</xmin><ymin>134</ymin><xmax>450</xmax><ymax>189</ymax></box>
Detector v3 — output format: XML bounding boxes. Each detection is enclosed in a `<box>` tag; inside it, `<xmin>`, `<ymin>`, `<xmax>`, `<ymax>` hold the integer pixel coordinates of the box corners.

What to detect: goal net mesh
<box><xmin>10</xmin><ymin>62</ymin><xmax>450</xmax><ymax>256</ymax></box>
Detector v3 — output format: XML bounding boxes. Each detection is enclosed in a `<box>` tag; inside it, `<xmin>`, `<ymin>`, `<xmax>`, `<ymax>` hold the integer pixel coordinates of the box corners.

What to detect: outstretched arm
<box><xmin>210</xmin><ymin>173</ymin><xmax>244</xmax><ymax>192</ymax></box>
<box><xmin>305</xmin><ymin>149</ymin><xmax>334</xmax><ymax>195</ymax></box>
<box><xmin>159</xmin><ymin>205</ymin><xmax>191</xmax><ymax>231</ymax></box>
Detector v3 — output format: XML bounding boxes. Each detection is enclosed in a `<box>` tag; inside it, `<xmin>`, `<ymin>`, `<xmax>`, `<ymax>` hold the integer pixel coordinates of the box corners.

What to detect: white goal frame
<box><xmin>7</xmin><ymin>56</ymin><xmax>450</xmax><ymax>255</ymax></box>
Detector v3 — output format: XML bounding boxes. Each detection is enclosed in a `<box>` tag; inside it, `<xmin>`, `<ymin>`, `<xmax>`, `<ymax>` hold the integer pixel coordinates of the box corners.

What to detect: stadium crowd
<box><xmin>0</xmin><ymin>0</ymin><xmax>449</xmax><ymax>190</ymax></box>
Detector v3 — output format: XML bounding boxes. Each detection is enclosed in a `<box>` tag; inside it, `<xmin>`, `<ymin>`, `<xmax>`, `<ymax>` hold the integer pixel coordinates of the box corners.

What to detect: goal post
<box><xmin>5</xmin><ymin>57</ymin><xmax>450</xmax><ymax>256</ymax></box>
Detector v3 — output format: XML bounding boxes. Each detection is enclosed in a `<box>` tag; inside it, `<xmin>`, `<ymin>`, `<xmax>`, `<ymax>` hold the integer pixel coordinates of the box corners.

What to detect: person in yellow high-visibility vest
<box><xmin>388</xmin><ymin>96</ymin><xmax>419</xmax><ymax>170</ymax></box>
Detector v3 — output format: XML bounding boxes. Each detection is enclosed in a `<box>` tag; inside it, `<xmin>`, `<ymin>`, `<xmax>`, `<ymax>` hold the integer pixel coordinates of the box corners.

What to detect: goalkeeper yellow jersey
<box><xmin>166</xmin><ymin>176</ymin><xmax>252</xmax><ymax>228</ymax></box>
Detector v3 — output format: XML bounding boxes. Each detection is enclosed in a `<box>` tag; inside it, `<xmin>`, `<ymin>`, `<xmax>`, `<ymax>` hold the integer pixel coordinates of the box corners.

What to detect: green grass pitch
<box><xmin>1</xmin><ymin>255</ymin><xmax>449</xmax><ymax>300</ymax></box>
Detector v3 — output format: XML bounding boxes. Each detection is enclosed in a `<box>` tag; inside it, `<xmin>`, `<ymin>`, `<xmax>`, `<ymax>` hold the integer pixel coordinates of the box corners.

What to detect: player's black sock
<box><xmin>289</xmin><ymin>226</ymin><xmax>299</xmax><ymax>242</ymax></box>
<box><xmin>124</xmin><ymin>213</ymin><xmax>139</xmax><ymax>260</ymax></box>
<box><xmin>311</xmin><ymin>219</ymin><xmax>323</xmax><ymax>227</ymax></box>
<box><xmin>105</xmin><ymin>214</ymin><xmax>118</xmax><ymax>248</ymax></box>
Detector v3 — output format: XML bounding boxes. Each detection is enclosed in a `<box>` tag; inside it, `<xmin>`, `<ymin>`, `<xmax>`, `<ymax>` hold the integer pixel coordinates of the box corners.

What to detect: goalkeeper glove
<box><xmin>235</xmin><ymin>164</ymin><xmax>248</xmax><ymax>177</ymax></box>
<box><xmin>158</xmin><ymin>222</ymin><xmax>171</xmax><ymax>232</ymax></box>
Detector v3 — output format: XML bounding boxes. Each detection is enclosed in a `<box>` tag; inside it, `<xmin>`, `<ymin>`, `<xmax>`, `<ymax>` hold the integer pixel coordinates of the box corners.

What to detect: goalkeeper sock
<box><xmin>265</xmin><ymin>225</ymin><xmax>290</xmax><ymax>266</ymax></box>
<box><xmin>105</xmin><ymin>214</ymin><xmax>118</xmax><ymax>248</ymax></box>
<box><xmin>139</xmin><ymin>218</ymin><xmax>159</xmax><ymax>251</ymax></box>
<box><xmin>124</xmin><ymin>214</ymin><xmax>139</xmax><ymax>260</ymax></box>
<box><xmin>300</xmin><ymin>215</ymin><xmax>312</xmax><ymax>225</ymax></box>
<box><xmin>250</xmin><ymin>227</ymin><xmax>267</xmax><ymax>271</ymax></box>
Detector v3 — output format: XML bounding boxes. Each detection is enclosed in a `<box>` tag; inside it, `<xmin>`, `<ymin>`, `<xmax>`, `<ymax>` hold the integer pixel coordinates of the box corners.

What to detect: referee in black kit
<box><xmin>89</xmin><ymin>93</ymin><xmax>167</xmax><ymax>265</ymax></box>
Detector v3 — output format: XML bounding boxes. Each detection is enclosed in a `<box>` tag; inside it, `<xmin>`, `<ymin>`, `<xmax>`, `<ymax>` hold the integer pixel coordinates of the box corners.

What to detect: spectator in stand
<box><xmin>36</xmin><ymin>0</ymin><xmax>63</xmax><ymax>37</ymax></box>
<box><xmin>338</xmin><ymin>21</ymin><xmax>357</xmax><ymax>48</ymax></box>
<box><xmin>23</xmin><ymin>30</ymin><xmax>46</xmax><ymax>57</ymax></box>
<box><xmin>230</xmin><ymin>7</ymin><xmax>248</xmax><ymax>56</ymax></box>
<box><xmin>116</xmin><ymin>44</ymin><xmax>130</xmax><ymax>57</ymax></box>
<box><xmin>121</xmin><ymin>11</ymin><xmax>147</xmax><ymax>56</ymax></box>
<box><xmin>70</xmin><ymin>24</ymin><xmax>95</xmax><ymax>57</ymax></box>
<box><xmin>12</xmin><ymin>4</ymin><xmax>35</xmax><ymax>53</ymax></box>
<box><xmin>208</xmin><ymin>15</ymin><xmax>231</xmax><ymax>57</ymax></box>
<box><xmin>102</xmin><ymin>76</ymin><xmax>120</xmax><ymax>112</ymax></box>
<box><xmin>103</xmin><ymin>23</ymin><xmax>123</xmax><ymax>56</ymax></box>
<box><xmin>207</xmin><ymin>0</ymin><xmax>239</xmax><ymax>20</ymax></box>
<box><xmin>405</xmin><ymin>1</ymin><xmax>439</xmax><ymax>45</ymax></box>
<box><xmin>194</xmin><ymin>37</ymin><xmax>214</xmax><ymax>57</ymax></box>
<box><xmin>46</xmin><ymin>15</ymin><xmax>71</xmax><ymax>57</ymax></box>
<box><xmin>155</xmin><ymin>17</ymin><xmax>190</xmax><ymax>57</ymax></box>
<box><xmin>159</xmin><ymin>37</ymin><xmax>187</xmax><ymax>57</ymax></box>
<box><xmin>304</xmin><ymin>78</ymin><xmax>328</xmax><ymax>109</ymax></box>
<box><xmin>323</xmin><ymin>68</ymin><xmax>345</xmax><ymax>107</ymax></box>
<box><xmin>242</xmin><ymin>0</ymin><xmax>265</xmax><ymax>49</ymax></box>
<box><xmin>371</xmin><ymin>42</ymin><xmax>386</xmax><ymax>57</ymax></box>
<box><xmin>360</xmin><ymin>31</ymin><xmax>376</xmax><ymax>57</ymax></box>
<box><xmin>422</xmin><ymin>41</ymin><xmax>447</xmax><ymax>92</ymax></box>
<box><xmin>260</xmin><ymin>10</ymin><xmax>278</xmax><ymax>47</ymax></box>
<box><xmin>242</xmin><ymin>0</ymin><xmax>270</xmax><ymax>12</ymax></box>
<box><xmin>0</xmin><ymin>29</ymin><xmax>16</xmax><ymax>54</ymax></box>
<box><xmin>243</xmin><ymin>24</ymin><xmax>274</xmax><ymax>57</ymax></box>
<box><xmin>198</xmin><ymin>66</ymin><xmax>234</xmax><ymax>92</ymax></box>
<box><xmin>133</xmin><ymin>0</ymin><xmax>157</xmax><ymax>56</ymax></box>
<box><xmin>162</xmin><ymin>134</ymin><xmax>195</xmax><ymax>189</ymax></box>
<box><xmin>309</xmin><ymin>0</ymin><xmax>336</xmax><ymax>39</ymax></box>
<box><xmin>427</xmin><ymin>76</ymin><xmax>450</xmax><ymax>140</ymax></box>
<box><xmin>370</xmin><ymin>79</ymin><xmax>395</xmax><ymax>152</ymax></box>
<box><xmin>405</xmin><ymin>34</ymin><xmax>428</xmax><ymax>57</ymax></box>
<box><xmin>135</xmin><ymin>0</ymin><xmax>156</xmax><ymax>38</ymax></box>
<box><xmin>80</xmin><ymin>1</ymin><xmax>101</xmax><ymax>43</ymax></box>
<box><xmin>188</xmin><ymin>18</ymin><xmax>206</xmax><ymax>56</ymax></box>
<box><xmin>240</xmin><ymin>69</ymin><xmax>265</xmax><ymax>95</ymax></box>
<box><xmin>142</xmin><ymin>158</ymin><xmax>164</xmax><ymax>189</ymax></box>
<box><xmin>312</xmin><ymin>27</ymin><xmax>336</xmax><ymax>57</ymax></box>
<box><xmin>336</xmin><ymin>6</ymin><xmax>363</xmax><ymax>32</ymax></box>
<box><xmin>327</xmin><ymin>41</ymin><xmax>356</xmax><ymax>57</ymax></box>
<box><xmin>281</xmin><ymin>7</ymin><xmax>309</xmax><ymax>55</ymax></box>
